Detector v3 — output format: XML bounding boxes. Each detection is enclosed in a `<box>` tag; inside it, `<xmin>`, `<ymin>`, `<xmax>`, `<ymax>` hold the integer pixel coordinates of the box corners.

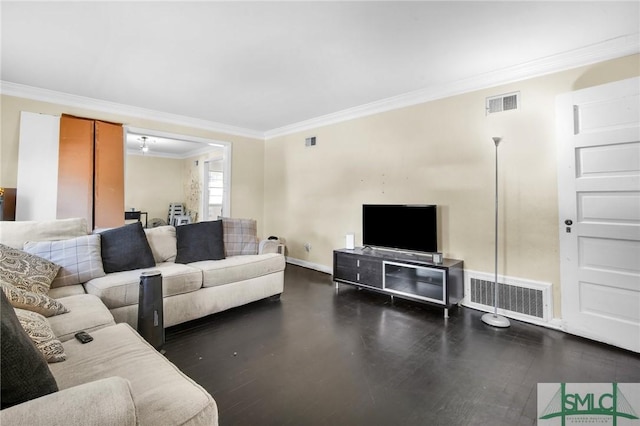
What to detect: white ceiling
<box><xmin>2</xmin><ymin>1</ymin><xmax>639</xmax><ymax>139</ymax></box>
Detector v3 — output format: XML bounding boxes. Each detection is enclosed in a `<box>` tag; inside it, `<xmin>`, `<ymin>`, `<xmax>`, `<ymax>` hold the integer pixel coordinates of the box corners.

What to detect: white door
<box><xmin>557</xmin><ymin>77</ymin><xmax>640</xmax><ymax>353</ymax></box>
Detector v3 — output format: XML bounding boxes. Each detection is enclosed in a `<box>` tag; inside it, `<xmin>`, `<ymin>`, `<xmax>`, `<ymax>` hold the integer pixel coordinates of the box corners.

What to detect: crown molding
<box><xmin>0</xmin><ymin>81</ymin><xmax>264</xmax><ymax>140</ymax></box>
<box><xmin>2</xmin><ymin>34</ymin><xmax>638</xmax><ymax>142</ymax></box>
<box><xmin>264</xmin><ymin>34</ymin><xmax>640</xmax><ymax>139</ymax></box>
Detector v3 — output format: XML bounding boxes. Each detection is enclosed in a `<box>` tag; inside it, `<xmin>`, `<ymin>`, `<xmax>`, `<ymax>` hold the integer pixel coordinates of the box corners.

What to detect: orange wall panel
<box><xmin>94</xmin><ymin>120</ymin><xmax>124</xmax><ymax>229</ymax></box>
<box><xmin>57</xmin><ymin>115</ymin><xmax>94</xmax><ymax>228</ymax></box>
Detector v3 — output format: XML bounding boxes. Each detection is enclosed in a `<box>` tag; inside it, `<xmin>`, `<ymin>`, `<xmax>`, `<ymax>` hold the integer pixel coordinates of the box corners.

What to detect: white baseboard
<box><xmin>285</xmin><ymin>257</ymin><xmax>332</xmax><ymax>274</ymax></box>
<box><xmin>461</xmin><ymin>301</ymin><xmax>565</xmax><ymax>331</ymax></box>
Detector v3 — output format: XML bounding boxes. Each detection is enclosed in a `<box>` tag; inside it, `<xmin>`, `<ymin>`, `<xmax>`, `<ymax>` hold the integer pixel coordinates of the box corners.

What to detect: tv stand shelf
<box><xmin>333</xmin><ymin>248</ymin><xmax>464</xmax><ymax>317</ymax></box>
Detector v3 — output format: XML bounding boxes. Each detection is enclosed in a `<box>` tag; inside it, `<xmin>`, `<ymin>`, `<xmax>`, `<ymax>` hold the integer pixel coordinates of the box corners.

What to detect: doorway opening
<box><xmin>124</xmin><ymin>126</ymin><xmax>231</xmax><ymax>226</ymax></box>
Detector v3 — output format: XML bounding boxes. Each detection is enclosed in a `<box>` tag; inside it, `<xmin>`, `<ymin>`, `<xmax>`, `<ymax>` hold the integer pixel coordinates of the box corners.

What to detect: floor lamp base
<box><xmin>481</xmin><ymin>312</ymin><xmax>511</xmax><ymax>328</ymax></box>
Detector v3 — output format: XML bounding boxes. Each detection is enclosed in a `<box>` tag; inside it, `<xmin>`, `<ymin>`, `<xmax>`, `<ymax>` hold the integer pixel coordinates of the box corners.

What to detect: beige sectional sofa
<box><xmin>1</xmin><ymin>217</ymin><xmax>285</xmax><ymax>327</ymax></box>
<box><xmin>1</xmin><ymin>292</ymin><xmax>218</xmax><ymax>425</ymax></box>
<box><xmin>0</xmin><ymin>217</ymin><xmax>286</xmax><ymax>425</ymax></box>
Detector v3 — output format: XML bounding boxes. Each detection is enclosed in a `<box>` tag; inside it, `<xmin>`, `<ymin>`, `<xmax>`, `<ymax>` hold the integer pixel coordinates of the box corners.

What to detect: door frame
<box><xmin>202</xmin><ymin>157</ymin><xmax>226</xmax><ymax>220</ymax></box>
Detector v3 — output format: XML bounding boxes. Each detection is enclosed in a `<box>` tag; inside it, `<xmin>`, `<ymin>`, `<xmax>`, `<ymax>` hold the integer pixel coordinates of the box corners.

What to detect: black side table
<box><xmin>137</xmin><ymin>270</ymin><xmax>164</xmax><ymax>351</ymax></box>
<box><xmin>125</xmin><ymin>210</ymin><xmax>148</xmax><ymax>228</ymax></box>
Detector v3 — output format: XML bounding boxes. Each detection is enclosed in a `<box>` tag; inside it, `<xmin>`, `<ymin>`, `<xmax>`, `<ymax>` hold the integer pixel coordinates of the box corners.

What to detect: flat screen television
<box><xmin>362</xmin><ymin>204</ymin><xmax>437</xmax><ymax>253</ymax></box>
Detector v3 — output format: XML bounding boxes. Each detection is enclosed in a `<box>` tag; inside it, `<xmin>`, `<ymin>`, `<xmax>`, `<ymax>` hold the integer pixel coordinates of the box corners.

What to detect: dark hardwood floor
<box><xmin>164</xmin><ymin>265</ymin><xmax>640</xmax><ymax>426</ymax></box>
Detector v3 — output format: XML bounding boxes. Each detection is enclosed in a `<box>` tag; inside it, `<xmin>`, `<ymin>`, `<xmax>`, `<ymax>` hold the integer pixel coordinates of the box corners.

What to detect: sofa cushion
<box><xmin>0</xmin><ymin>243</ymin><xmax>60</xmax><ymax>294</ymax></box>
<box><xmin>0</xmin><ymin>217</ymin><xmax>88</xmax><ymax>250</ymax></box>
<box><xmin>48</xmin><ymin>323</ymin><xmax>218</xmax><ymax>425</ymax></box>
<box><xmin>221</xmin><ymin>217</ymin><xmax>259</xmax><ymax>256</ymax></box>
<box><xmin>48</xmin><ymin>284</ymin><xmax>86</xmax><ymax>299</ymax></box>
<box><xmin>0</xmin><ymin>377</ymin><xmax>138</xmax><ymax>426</ymax></box>
<box><xmin>84</xmin><ymin>263</ymin><xmax>203</xmax><ymax>310</ymax></box>
<box><xmin>144</xmin><ymin>225</ymin><xmax>177</xmax><ymax>263</ymax></box>
<box><xmin>175</xmin><ymin>220</ymin><xmax>225</xmax><ymax>264</ymax></box>
<box><xmin>1</xmin><ymin>280</ymin><xmax>69</xmax><ymax>317</ymax></box>
<box><xmin>99</xmin><ymin>222</ymin><xmax>155</xmax><ymax>273</ymax></box>
<box><xmin>1</xmin><ymin>292</ymin><xmax>58</xmax><ymax>409</ymax></box>
<box><xmin>15</xmin><ymin>308</ymin><xmax>66</xmax><ymax>363</ymax></box>
<box><xmin>47</xmin><ymin>294</ymin><xmax>116</xmax><ymax>342</ymax></box>
<box><xmin>193</xmin><ymin>253</ymin><xmax>285</xmax><ymax>288</ymax></box>
<box><xmin>23</xmin><ymin>234</ymin><xmax>105</xmax><ymax>288</ymax></box>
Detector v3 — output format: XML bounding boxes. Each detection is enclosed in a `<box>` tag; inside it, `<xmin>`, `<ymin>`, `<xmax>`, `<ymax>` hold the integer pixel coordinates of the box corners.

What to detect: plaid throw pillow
<box><xmin>221</xmin><ymin>218</ymin><xmax>259</xmax><ymax>256</ymax></box>
<box><xmin>24</xmin><ymin>234</ymin><xmax>105</xmax><ymax>288</ymax></box>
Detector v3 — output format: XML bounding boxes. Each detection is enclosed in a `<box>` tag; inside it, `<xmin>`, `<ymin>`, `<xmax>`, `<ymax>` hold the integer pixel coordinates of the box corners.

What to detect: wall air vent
<box><xmin>464</xmin><ymin>270</ymin><xmax>552</xmax><ymax>323</ymax></box>
<box><xmin>486</xmin><ymin>91</ymin><xmax>520</xmax><ymax>115</ymax></box>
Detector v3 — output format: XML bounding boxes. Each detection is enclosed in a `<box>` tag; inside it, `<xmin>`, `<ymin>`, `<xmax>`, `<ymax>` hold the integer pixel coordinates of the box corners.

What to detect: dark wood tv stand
<box><xmin>333</xmin><ymin>248</ymin><xmax>464</xmax><ymax>318</ymax></box>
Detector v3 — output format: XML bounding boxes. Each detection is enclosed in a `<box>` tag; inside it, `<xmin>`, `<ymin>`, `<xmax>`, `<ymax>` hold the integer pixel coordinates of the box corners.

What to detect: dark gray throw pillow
<box><xmin>99</xmin><ymin>222</ymin><xmax>156</xmax><ymax>273</ymax></box>
<box><xmin>175</xmin><ymin>220</ymin><xmax>226</xmax><ymax>264</ymax></box>
<box><xmin>1</xmin><ymin>291</ymin><xmax>58</xmax><ymax>409</ymax></box>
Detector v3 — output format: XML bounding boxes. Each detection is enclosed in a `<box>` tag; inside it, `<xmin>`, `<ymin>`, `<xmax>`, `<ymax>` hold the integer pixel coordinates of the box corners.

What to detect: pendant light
<box><xmin>139</xmin><ymin>136</ymin><xmax>150</xmax><ymax>154</ymax></box>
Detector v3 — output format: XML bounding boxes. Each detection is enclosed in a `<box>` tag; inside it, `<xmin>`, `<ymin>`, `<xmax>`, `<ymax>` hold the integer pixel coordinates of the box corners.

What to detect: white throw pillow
<box><xmin>144</xmin><ymin>225</ymin><xmax>177</xmax><ymax>263</ymax></box>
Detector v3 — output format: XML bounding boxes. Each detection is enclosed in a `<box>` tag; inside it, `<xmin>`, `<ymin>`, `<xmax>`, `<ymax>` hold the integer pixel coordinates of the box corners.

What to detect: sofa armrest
<box><xmin>1</xmin><ymin>377</ymin><xmax>137</xmax><ymax>426</ymax></box>
<box><xmin>258</xmin><ymin>239</ymin><xmax>283</xmax><ymax>254</ymax></box>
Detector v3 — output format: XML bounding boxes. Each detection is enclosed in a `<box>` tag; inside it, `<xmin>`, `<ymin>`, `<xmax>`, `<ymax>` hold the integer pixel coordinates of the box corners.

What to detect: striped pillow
<box><xmin>24</xmin><ymin>235</ymin><xmax>105</xmax><ymax>288</ymax></box>
<box><xmin>221</xmin><ymin>218</ymin><xmax>259</xmax><ymax>256</ymax></box>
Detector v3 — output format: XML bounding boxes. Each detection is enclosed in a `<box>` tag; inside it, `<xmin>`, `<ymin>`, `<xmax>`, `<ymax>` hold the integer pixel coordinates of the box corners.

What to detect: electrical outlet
<box><xmin>304</xmin><ymin>243</ymin><xmax>312</xmax><ymax>252</ymax></box>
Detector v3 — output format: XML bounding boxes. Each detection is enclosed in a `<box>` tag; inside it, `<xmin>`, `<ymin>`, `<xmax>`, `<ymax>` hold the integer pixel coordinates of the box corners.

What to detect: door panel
<box><xmin>579</xmin><ymin>237</ymin><xmax>640</xmax><ymax>274</ymax></box>
<box><xmin>578</xmin><ymin>192</ymin><xmax>640</xmax><ymax>223</ymax></box>
<box><xmin>94</xmin><ymin>121</ymin><xmax>124</xmax><ymax>229</ymax></box>
<box><xmin>57</xmin><ymin>115</ymin><xmax>94</xmax><ymax>228</ymax></box>
<box><xmin>557</xmin><ymin>77</ymin><xmax>640</xmax><ymax>353</ymax></box>
<box><xmin>579</xmin><ymin>96</ymin><xmax>639</xmax><ymax>131</ymax></box>
<box><xmin>577</xmin><ymin>142</ymin><xmax>640</xmax><ymax>176</ymax></box>
<box><xmin>579</xmin><ymin>281</ymin><xmax>639</xmax><ymax>323</ymax></box>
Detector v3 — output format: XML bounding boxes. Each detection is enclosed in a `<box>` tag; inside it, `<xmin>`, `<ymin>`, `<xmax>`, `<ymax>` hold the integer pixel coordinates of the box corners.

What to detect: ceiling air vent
<box><xmin>486</xmin><ymin>91</ymin><xmax>520</xmax><ymax>115</ymax></box>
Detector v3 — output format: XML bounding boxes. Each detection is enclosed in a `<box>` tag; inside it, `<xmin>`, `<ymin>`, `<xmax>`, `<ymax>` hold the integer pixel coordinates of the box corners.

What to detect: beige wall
<box><xmin>0</xmin><ymin>96</ymin><xmax>265</xmax><ymax>234</ymax></box>
<box><xmin>125</xmin><ymin>154</ymin><xmax>185</xmax><ymax>223</ymax></box>
<box><xmin>263</xmin><ymin>54</ymin><xmax>640</xmax><ymax>317</ymax></box>
<box><xmin>2</xmin><ymin>54</ymin><xmax>638</xmax><ymax>318</ymax></box>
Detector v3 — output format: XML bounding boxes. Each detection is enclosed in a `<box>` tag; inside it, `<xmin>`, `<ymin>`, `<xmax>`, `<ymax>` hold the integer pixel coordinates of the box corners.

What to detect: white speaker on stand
<box><xmin>345</xmin><ymin>233</ymin><xmax>355</xmax><ymax>250</ymax></box>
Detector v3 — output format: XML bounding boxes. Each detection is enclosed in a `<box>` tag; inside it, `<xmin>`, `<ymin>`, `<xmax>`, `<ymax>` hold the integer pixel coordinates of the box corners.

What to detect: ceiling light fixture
<box><xmin>139</xmin><ymin>136</ymin><xmax>150</xmax><ymax>154</ymax></box>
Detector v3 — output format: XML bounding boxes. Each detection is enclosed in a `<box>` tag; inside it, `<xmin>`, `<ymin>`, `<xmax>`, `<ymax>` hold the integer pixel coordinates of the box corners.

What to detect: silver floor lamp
<box><xmin>482</xmin><ymin>137</ymin><xmax>511</xmax><ymax>328</ymax></box>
